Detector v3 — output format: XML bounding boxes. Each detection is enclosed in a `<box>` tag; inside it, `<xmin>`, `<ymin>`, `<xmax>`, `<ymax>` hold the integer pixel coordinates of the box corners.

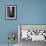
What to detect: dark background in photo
<box><xmin>7</xmin><ymin>7</ymin><xmax>15</xmax><ymax>17</ymax></box>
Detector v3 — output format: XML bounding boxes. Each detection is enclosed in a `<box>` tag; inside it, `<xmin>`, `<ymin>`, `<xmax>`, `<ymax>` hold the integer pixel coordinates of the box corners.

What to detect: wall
<box><xmin>0</xmin><ymin>0</ymin><xmax>46</xmax><ymax>44</ymax></box>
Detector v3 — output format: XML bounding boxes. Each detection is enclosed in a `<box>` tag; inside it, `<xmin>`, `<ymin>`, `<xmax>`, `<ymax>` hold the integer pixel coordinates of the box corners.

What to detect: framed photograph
<box><xmin>5</xmin><ymin>5</ymin><xmax>16</xmax><ymax>20</ymax></box>
<box><xmin>18</xmin><ymin>24</ymin><xmax>46</xmax><ymax>43</ymax></box>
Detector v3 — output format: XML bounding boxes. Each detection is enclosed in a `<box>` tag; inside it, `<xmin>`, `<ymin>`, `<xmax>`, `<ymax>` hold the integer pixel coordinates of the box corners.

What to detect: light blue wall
<box><xmin>0</xmin><ymin>0</ymin><xmax>46</xmax><ymax>44</ymax></box>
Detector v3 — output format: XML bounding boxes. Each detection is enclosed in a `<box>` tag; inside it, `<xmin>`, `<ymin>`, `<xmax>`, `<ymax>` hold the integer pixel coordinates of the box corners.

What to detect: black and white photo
<box><xmin>5</xmin><ymin>5</ymin><xmax>16</xmax><ymax>20</ymax></box>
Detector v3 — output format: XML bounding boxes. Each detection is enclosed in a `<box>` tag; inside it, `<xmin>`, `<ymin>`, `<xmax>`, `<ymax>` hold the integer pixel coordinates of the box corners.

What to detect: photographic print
<box><xmin>18</xmin><ymin>24</ymin><xmax>46</xmax><ymax>46</ymax></box>
<box><xmin>5</xmin><ymin>5</ymin><xmax>16</xmax><ymax>20</ymax></box>
<box><xmin>18</xmin><ymin>24</ymin><xmax>46</xmax><ymax>41</ymax></box>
